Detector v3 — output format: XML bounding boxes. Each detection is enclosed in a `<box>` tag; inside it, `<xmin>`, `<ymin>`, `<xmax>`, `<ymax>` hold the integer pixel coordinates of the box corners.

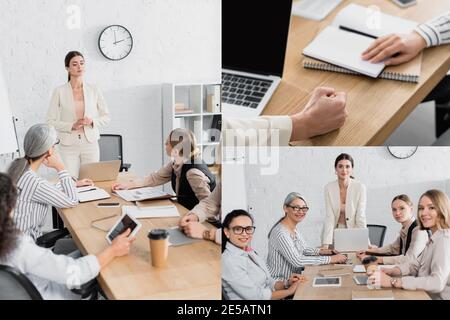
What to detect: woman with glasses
<box><xmin>322</xmin><ymin>153</ymin><xmax>367</xmax><ymax>248</ymax></box>
<box><xmin>7</xmin><ymin>124</ymin><xmax>79</xmax><ymax>240</ymax></box>
<box><xmin>368</xmin><ymin>190</ymin><xmax>450</xmax><ymax>300</ymax></box>
<box><xmin>222</xmin><ymin>210</ymin><xmax>306</xmax><ymax>300</ymax></box>
<box><xmin>267</xmin><ymin>193</ymin><xmax>347</xmax><ymax>281</ymax></box>
<box><xmin>47</xmin><ymin>51</ymin><xmax>110</xmax><ymax>178</ymax></box>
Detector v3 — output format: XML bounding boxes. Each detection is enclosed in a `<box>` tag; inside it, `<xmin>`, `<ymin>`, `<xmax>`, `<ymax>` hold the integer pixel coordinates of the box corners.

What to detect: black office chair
<box><xmin>0</xmin><ymin>265</ymin><xmax>100</xmax><ymax>300</ymax></box>
<box><xmin>222</xmin><ymin>285</ymin><xmax>229</xmax><ymax>300</ymax></box>
<box><xmin>367</xmin><ymin>224</ymin><xmax>387</xmax><ymax>248</ymax></box>
<box><xmin>0</xmin><ymin>265</ymin><xmax>43</xmax><ymax>300</ymax></box>
<box><xmin>99</xmin><ymin>134</ymin><xmax>131</xmax><ymax>172</ymax></box>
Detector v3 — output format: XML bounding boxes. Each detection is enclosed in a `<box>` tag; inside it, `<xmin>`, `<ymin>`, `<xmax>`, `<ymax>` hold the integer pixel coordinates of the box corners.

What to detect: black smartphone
<box><xmin>97</xmin><ymin>202</ymin><xmax>120</xmax><ymax>207</ymax></box>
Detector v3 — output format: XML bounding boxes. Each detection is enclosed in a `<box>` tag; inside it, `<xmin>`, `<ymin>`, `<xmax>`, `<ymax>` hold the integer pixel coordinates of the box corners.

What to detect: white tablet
<box><xmin>353</xmin><ymin>275</ymin><xmax>368</xmax><ymax>285</ymax></box>
<box><xmin>312</xmin><ymin>276</ymin><xmax>342</xmax><ymax>287</ymax></box>
<box><xmin>105</xmin><ymin>212</ymin><xmax>142</xmax><ymax>244</ymax></box>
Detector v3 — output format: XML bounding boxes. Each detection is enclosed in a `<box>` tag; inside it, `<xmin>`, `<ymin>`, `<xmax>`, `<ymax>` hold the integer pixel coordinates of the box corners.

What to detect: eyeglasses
<box><xmin>287</xmin><ymin>205</ymin><xmax>309</xmax><ymax>213</ymax></box>
<box><xmin>54</xmin><ymin>139</ymin><xmax>60</xmax><ymax>146</ymax></box>
<box><xmin>230</xmin><ymin>225</ymin><xmax>255</xmax><ymax>235</ymax></box>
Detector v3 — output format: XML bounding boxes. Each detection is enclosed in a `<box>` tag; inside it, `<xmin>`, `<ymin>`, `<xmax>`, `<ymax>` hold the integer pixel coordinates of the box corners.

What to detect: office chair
<box><xmin>0</xmin><ymin>265</ymin><xmax>100</xmax><ymax>300</ymax></box>
<box><xmin>432</xmin><ymin>128</ymin><xmax>450</xmax><ymax>145</ymax></box>
<box><xmin>0</xmin><ymin>265</ymin><xmax>43</xmax><ymax>300</ymax></box>
<box><xmin>367</xmin><ymin>224</ymin><xmax>387</xmax><ymax>248</ymax></box>
<box><xmin>99</xmin><ymin>134</ymin><xmax>131</xmax><ymax>172</ymax></box>
<box><xmin>222</xmin><ymin>285</ymin><xmax>229</xmax><ymax>300</ymax></box>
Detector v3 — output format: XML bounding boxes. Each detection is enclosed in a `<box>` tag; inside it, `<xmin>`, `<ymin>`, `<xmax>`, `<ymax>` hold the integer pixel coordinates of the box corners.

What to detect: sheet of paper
<box><xmin>122</xmin><ymin>205</ymin><xmax>179</xmax><ymax>219</ymax></box>
<box><xmin>303</xmin><ymin>26</ymin><xmax>385</xmax><ymax>78</ymax></box>
<box><xmin>353</xmin><ymin>264</ymin><xmax>367</xmax><ymax>273</ymax></box>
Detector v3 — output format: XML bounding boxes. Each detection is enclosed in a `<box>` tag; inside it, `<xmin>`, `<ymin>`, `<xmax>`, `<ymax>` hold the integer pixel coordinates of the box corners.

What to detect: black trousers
<box><xmin>422</xmin><ymin>75</ymin><xmax>450</xmax><ymax>137</ymax></box>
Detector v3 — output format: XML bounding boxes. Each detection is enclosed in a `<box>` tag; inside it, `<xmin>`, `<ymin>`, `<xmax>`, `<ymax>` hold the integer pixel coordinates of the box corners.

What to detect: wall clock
<box><xmin>387</xmin><ymin>146</ymin><xmax>418</xmax><ymax>159</ymax></box>
<box><xmin>98</xmin><ymin>25</ymin><xmax>133</xmax><ymax>61</ymax></box>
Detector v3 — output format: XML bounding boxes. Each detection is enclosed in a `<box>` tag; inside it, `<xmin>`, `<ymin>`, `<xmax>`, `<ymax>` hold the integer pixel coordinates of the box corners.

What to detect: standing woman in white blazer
<box><xmin>47</xmin><ymin>51</ymin><xmax>110</xmax><ymax>177</ymax></box>
<box><xmin>322</xmin><ymin>153</ymin><xmax>367</xmax><ymax>248</ymax></box>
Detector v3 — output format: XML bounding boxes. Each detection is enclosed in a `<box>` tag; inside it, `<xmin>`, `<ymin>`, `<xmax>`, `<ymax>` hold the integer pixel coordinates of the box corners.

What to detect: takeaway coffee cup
<box><xmin>148</xmin><ymin>229</ymin><xmax>169</xmax><ymax>267</ymax></box>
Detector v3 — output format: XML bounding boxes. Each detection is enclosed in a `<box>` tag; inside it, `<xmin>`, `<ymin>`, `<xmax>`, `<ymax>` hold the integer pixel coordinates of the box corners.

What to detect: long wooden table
<box><xmin>59</xmin><ymin>175</ymin><xmax>221</xmax><ymax>300</ymax></box>
<box><xmin>262</xmin><ymin>0</ymin><xmax>450</xmax><ymax>146</ymax></box>
<box><xmin>293</xmin><ymin>253</ymin><xmax>430</xmax><ymax>300</ymax></box>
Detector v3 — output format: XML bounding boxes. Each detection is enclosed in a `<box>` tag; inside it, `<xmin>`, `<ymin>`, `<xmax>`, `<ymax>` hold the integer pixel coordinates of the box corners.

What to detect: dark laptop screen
<box><xmin>222</xmin><ymin>0</ymin><xmax>293</xmax><ymax>77</ymax></box>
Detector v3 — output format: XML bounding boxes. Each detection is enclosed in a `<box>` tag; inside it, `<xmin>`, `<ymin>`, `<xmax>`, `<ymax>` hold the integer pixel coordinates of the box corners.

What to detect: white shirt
<box><xmin>0</xmin><ymin>234</ymin><xmax>100</xmax><ymax>300</ymax></box>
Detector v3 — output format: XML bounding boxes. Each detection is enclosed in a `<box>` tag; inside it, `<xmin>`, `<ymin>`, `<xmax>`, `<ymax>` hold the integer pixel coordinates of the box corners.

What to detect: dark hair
<box><xmin>222</xmin><ymin>210</ymin><xmax>254</xmax><ymax>253</ymax></box>
<box><xmin>0</xmin><ymin>173</ymin><xmax>19</xmax><ymax>259</ymax></box>
<box><xmin>268</xmin><ymin>192</ymin><xmax>306</xmax><ymax>238</ymax></box>
<box><xmin>334</xmin><ymin>153</ymin><xmax>355</xmax><ymax>179</ymax></box>
<box><xmin>65</xmin><ymin>51</ymin><xmax>84</xmax><ymax>82</ymax></box>
<box><xmin>392</xmin><ymin>194</ymin><xmax>413</xmax><ymax>207</ymax></box>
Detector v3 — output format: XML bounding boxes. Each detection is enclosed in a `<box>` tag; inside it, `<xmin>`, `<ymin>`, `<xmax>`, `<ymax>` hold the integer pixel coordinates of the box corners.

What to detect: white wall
<box><xmin>0</xmin><ymin>0</ymin><xmax>220</xmax><ymax>176</ymax></box>
<box><xmin>223</xmin><ymin>147</ymin><xmax>450</xmax><ymax>259</ymax></box>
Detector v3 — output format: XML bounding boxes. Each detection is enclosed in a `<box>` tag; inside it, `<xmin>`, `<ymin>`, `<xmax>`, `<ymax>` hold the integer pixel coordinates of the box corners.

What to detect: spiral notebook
<box><xmin>303</xmin><ymin>53</ymin><xmax>422</xmax><ymax>83</ymax></box>
<box><xmin>302</xmin><ymin>3</ymin><xmax>421</xmax><ymax>81</ymax></box>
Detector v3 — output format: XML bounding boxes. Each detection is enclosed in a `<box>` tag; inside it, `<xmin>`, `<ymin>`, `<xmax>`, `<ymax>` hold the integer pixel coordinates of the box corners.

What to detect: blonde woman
<box><xmin>369</xmin><ymin>190</ymin><xmax>450</xmax><ymax>300</ymax></box>
<box><xmin>322</xmin><ymin>153</ymin><xmax>367</xmax><ymax>248</ymax></box>
<box><xmin>112</xmin><ymin>128</ymin><xmax>216</xmax><ymax>210</ymax></box>
<box><xmin>357</xmin><ymin>194</ymin><xmax>429</xmax><ymax>265</ymax></box>
<box><xmin>47</xmin><ymin>51</ymin><xmax>110</xmax><ymax>177</ymax></box>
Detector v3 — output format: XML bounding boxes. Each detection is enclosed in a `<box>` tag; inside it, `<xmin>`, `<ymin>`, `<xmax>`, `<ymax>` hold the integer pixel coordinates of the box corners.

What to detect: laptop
<box><xmin>78</xmin><ymin>160</ymin><xmax>121</xmax><ymax>182</ymax></box>
<box><xmin>333</xmin><ymin>228</ymin><xmax>369</xmax><ymax>252</ymax></box>
<box><xmin>222</xmin><ymin>0</ymin><xmax>293</xmax><ymax>118</ymax></box>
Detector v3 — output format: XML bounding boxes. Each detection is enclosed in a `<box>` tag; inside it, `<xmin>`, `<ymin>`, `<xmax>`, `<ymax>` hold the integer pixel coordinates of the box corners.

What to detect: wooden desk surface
<box><xmin>293</xmin><ymin>253</ymin><xmax>430</xmax><ymax>300</ymax></box>
<box><xmin>263</xmin><ymin>0</ymin><xmax>450</xmax><ymax>146</ymax></box>
<box><xmin>59</xmin><ymin>175</ymin><xmax>221</xmax><ymax>300</ymax></box>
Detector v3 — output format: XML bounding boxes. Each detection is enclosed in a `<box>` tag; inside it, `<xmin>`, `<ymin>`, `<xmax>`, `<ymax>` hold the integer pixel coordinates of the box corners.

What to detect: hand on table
<box><xmin>76</xmin><ymin>178</ymin><xmax>94</xmax><ymax>187</ymax></box>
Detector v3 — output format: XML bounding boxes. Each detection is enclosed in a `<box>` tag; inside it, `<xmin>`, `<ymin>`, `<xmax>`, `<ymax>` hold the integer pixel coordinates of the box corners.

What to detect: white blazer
<box><xmin>46</xmin><ymin>82</ymin><xmax>110</xmax><ymax>145</ymax></box>
<box><xmin>322</xmin><ymin>179</ymin><xmax>367</xmax><ymax>245</ymax></box>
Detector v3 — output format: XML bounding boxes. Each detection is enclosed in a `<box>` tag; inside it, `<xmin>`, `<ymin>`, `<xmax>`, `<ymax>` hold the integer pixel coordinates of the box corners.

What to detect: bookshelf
<box><xmin>162</xmin><ymin>83</ymin><xmax>221</xmax><ymax>165</ymax></box>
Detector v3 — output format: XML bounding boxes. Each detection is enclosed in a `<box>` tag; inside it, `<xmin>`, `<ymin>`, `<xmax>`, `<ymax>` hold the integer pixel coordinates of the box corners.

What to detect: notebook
<box><xmin>122</xmin><ymin>205</ymin><xmax>179</xmax><ymax>219</ymax></box>
<box><xmin>168</xmin><ymin>227</ymin><xmax>201</xmax><ymax>247</ymax></box>
<box><xmin>303</xmin><ymin>52</ymin><xmax>422</xmax><ymax>83</ymax></box>
<box><xmin>302</xmin><ymin>3</ymin><xmax>419</xmax><ymax>78</ymax></box>
<box><xmin>77</xmin><ymin>186</ymin><xmax>111</xmax><ymax>203</ymax></box>
<box><xmin>352</xmin><ymin>290</ymin><xmax>394</xmax><ymax>300</ymax></box>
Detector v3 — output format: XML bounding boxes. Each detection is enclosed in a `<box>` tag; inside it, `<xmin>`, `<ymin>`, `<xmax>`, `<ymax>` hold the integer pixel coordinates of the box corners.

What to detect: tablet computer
<box><xmin>353</xmin><ymin>275</ymin><xmax>368</xmax><ymax>285</ymax></box>
<box><xmin>105</xmin><ymin>212</ymin><xmax>141</xmax><ymax>244</ymax></box>
<box><xmin>312</xmin><ymin>276</ymin><xmax>342</xmax><ymax>287</ymax></box>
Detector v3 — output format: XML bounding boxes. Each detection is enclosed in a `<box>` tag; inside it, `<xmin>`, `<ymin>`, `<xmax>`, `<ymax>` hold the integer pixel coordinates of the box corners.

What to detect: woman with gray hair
<box><xmin>267</xmin><ymin>192</ymin><xmax>348</xmax><ymax>281</ymax></box>
<box><xmin>7</xmin><ymin>123</ymin><xmax>78</xmax><ymax>240</ymax></box>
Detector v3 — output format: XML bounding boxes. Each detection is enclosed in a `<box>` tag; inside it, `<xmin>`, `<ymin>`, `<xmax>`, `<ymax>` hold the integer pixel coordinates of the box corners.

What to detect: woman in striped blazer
<box><xmin>7</xmin><ymin>124</ymin><xmax>79</xmax><ymax>240</ymax></box>
<box><xmin>267</xmin><ymin>192</ymin><xmax>348</xmax><ymax>281</ymax></box>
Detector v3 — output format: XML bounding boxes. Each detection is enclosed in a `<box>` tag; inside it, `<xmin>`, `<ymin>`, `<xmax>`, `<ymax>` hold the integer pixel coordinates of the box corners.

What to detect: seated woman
<box><xmin>368</xmin><ymin>190</ymin><xmax>450</xmax><ymax>300</ymax></box>
<box><xmin>179</xmin><ymin>182</ymin><xmax>221</xmax><ymax>244</ymax></box>
<box><xmin>222</xmin><ymin>210</ymin><xmax>306</xmax><ymax>300</ymax></box>
<box><xmin>7</xmin><ymin>124</ymin><xmax>79</xmax><ymax>240</ymax></box>
<box><xmin>0</xmin><ymin>172</ymin><xmax>134</xmax><ymax>299</ymax></box>
<box><xmin>267</xmin><ymin>192</ymin><xmax>347</xmax><ymax>281</ymax></box>
<box><xmin>112</xmin><ymin>128</ymin><xmax>216</xmax><ymax>210</ymax></box>
<box><xmin>357</xmin><ymin>194</ymin><xmax>428</xmax><ymax>265</ymax></box>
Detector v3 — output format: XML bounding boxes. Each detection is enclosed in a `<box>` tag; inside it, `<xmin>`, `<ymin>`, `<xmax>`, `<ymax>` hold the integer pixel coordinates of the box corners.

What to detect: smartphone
<box><xmin>97</xmin><ymin>202</ymin><xmax>120</xmax><ymax>208</ymax></box>
<box><xmin>390</xmin><ymin>0</ymin><xmax>417</xmax><ymax>8</ymax></box>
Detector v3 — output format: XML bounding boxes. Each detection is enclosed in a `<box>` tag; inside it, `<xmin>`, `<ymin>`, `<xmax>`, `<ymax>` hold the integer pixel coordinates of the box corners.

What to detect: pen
<box><xmin>78</xmin><ymin>188</ymin><xmax>97</xmax><ymax>193</ymax></box>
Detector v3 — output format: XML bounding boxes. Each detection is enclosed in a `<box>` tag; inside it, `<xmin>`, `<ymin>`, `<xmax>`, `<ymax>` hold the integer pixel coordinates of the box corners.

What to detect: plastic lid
<box><xmin>148</xmin><ymin>229</ymin><xmax>169</xmax><ymax>240</ymax></box>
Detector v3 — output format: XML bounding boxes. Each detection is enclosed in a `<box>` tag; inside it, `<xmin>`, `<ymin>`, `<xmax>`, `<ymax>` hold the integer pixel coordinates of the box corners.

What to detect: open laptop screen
<box><xmin>222</xmin><ymin>0</ymin><xmax>293</xmax><ymax>77</ymax></box>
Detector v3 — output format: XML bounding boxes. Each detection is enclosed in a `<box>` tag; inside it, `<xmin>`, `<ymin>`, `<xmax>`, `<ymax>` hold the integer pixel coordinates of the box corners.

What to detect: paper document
<box><xmin>122</xmin><ymin>205</ymin><xmax>179</xmax><ymax>219</ymax></box>
<box><xmin>353</xmin><ymin>264</ymin><xmax>366</xmax><ymax>273</ymax></box>
<box><xmin>168</xmin><ymin>227</ymin><xmax>201</xmax><ymax>247</ymax></box>
<box><xmin>77</xmin><ymin>187</ymin><xmax>110</xmax><ymax>203</ymax></box>
<box><xmin>114</xmin><ymin>187</ymin><xmax>173</xmax><ymax>202</ymax></box>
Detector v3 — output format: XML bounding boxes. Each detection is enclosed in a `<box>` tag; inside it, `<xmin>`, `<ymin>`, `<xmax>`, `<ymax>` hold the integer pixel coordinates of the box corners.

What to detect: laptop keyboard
<box><xmin>222</xmin><ymin>72</ymin><xmax>273</xmax><ymax>108</ymax></box>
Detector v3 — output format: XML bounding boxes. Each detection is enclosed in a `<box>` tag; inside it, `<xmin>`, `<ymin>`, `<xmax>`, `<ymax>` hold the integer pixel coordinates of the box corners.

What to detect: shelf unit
<box><xmin>162</xmin><ymin>83</ymin><xmax>222</xmax><ymax>165</ymax></box>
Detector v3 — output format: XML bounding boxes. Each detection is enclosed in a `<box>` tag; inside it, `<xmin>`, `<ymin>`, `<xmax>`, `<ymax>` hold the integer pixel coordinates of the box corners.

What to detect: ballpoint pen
<box><xmin>78</xmin><ymin>188</ymin><xmax>97</xmax><ymax>193</ymax></box>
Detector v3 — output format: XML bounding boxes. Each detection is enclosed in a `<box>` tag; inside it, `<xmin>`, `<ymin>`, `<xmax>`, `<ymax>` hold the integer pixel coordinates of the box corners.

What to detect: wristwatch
<box><xmin>203</xmin><ymin>229</ymin><xmax>211</xmax><ymax>241</ymax></box>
